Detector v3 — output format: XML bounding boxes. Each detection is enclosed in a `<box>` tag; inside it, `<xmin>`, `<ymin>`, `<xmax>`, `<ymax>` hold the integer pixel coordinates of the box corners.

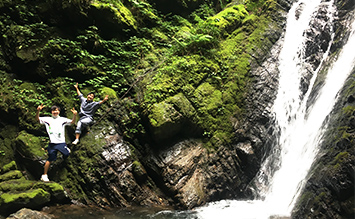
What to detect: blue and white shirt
<box><xmin>78</xmin><ymin>94</ymin><xmax>101</xmax><ymax>117</ymax></box>
<box><xmin>39</xmin><ymin>116</ymin><xmax>72</xmax><ymax>143</ymax></box>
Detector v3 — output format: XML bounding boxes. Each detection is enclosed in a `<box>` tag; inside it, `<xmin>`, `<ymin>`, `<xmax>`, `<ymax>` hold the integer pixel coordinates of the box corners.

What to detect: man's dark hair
<box><xmin>51</xmin><ymin>105</ymin><xmax>61</xmax><ymax>112</ymax></box>
<box><xmin>88</xmin><ymin>92</ymin><xmax>95</xmax><ymax>97</ymax></box>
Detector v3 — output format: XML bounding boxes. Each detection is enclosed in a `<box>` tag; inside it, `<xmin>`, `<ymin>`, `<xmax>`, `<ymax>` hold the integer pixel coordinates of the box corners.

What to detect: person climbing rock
<box><xmin>36</xmin><ymin>104</ymin><xmax>77</xmax><ymax>182</ymax></box>
<box><xmin>72</xmin><ymin>83</ymin><xmax>108</xmax><ymax>145</ymax></box>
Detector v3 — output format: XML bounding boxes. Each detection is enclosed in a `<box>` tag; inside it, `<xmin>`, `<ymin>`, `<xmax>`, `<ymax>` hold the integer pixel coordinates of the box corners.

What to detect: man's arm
<box><xmin>99</xmin><ymin>95</ymin><xmax>109</xmax><ymax>104</ymax></box>
<box><xmin>36</xmin><ymin>103</ymin><xmax>45</xmax><ymax>122</ymax></box>
<box><xmin>70</xmin><ymin>108</ymin><xmax>77</xmax><ymax>124</ymax></box>
<box><xmin>74</xmin><ymin>83</ymin><xmax>82</xmax><ymax>96</ymax></box>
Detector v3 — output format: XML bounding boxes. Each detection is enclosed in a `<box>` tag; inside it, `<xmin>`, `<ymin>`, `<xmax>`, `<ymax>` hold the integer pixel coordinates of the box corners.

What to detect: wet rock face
<box><xmin>292</xmin><ymin>74</ymin><xmax>355</xmax><ymax>218</ymax></box>
<box><xmin>300</xmin><ymin>1</ymin><xmax>336</xmax><ymax>99</ymax></box>
<box><xmin>144</xmin><ymin>140</ymin><xmax>247</xmax><ymax>208</ymax></box>
<box><xmin>95</xmin><ymin>133</ymin><xmax>168</xmax><ymax>207</ymax></box>
<box><xmin>292</xmin><ymin>0</ymin><xmax>355</xmax><ymax>218</ymax></box>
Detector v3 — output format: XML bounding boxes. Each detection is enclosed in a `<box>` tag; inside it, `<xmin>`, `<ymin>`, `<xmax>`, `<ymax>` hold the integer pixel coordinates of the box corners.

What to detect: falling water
<box><xmin>192</xmin><ymin>0</ymin><xmax>355</xmax><ymax>218</ymax></box>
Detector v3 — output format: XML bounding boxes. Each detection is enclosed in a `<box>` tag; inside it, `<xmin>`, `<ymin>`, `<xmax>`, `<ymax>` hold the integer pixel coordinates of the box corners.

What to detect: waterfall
<box><xmin>193</xmin><ymin>0</ymin><xmax>355</xmax><ymax>218</ymax></box>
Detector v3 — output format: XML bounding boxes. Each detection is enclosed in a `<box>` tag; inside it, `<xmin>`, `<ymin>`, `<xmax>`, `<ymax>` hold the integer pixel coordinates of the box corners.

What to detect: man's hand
<box><xmin>37</xmin><ymin>103</ymin><xmax>45</xmax><ymax>111</ymax></box>
<box><xmin>74</xmin><ymin>83</ymin><xmax>81</xmax><ymax>96</ymax></box>
<box><xmin>100</xmin><ymin>95</ymin><xmax>109</xmax><ymax>104</ymax></box>
<box><xmin>36</xmin><ymin>103</ymin><xmax>44</xmax><ymax>121</ymax></box>
<box><xmin>71</xmin><ymin>107</ymin><xmax>77</xmax><ymax>125</ymax></box>
<box><xmin>71</xmin><ymin>107</ymin><xmax>77</xmax><ymax>115</ymax></box>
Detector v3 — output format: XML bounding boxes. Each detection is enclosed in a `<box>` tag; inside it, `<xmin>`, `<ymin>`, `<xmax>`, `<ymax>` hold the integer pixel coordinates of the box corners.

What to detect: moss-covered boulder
<box><xmin>15</xmin><ymin>131</ymin><xmax>48</xmax><ymax>161</ymax></box>
<box><xmin>0</xmin><ymin>189</ymin><xmax>51</xmax><ymax>215</ymax></box>
<box><xmin>205</xmin><ymin>4</ymin><xmax>249</xmax><ymax>35</ymax></box>
<box><xmin>0</xmin><ymin>171</ymin><xmax>23</xmax><ymax>183</ymax></box>
<box><xmin>0</xmin><ymin>161</ymin><xmax>17</xmax><ymax>175</ymax></box>
<box><xmin>15</xmin><ymin>131</ymin><xmax>48</xmax><ymax>178</ymax></box>
<box><xmin>89</xmin><ymin>0</ymin><xmax>137</xmax><ymax>36</ymax></box>
<box><xmin>0</xmin><ymin>161</ymin><xmax>69</xmax><ymax>217</ymax></box>
<box><xmin>148</xmin><ymin>92</ymin><xmax>198</xmax><ymax>142</ymax></box>
<box><xmin>0</xmin><ymin>125</ymin><xmax>18</xmax><ymax>168</ymax></box>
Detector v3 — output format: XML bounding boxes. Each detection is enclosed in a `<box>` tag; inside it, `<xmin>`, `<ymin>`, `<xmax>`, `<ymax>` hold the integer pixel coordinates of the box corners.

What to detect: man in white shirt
<box><xmin>36</xmin><ymin>104</ymin><xmax>77</xmax><ymax>182</ymax></box>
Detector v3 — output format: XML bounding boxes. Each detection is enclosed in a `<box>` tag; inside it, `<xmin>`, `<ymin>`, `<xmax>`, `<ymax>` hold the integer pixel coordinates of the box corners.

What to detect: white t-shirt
<box><xmin>39</xmin><ymin>116</ymin><xmax>72</xmax><ymax>143</ymax></box>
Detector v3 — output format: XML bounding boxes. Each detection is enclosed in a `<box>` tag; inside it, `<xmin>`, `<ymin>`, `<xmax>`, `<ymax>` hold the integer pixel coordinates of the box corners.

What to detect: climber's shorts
<box><xmin>47</xmin><ymin>143</ymin><xmax>70</xmax><ymax>162</ymax></box>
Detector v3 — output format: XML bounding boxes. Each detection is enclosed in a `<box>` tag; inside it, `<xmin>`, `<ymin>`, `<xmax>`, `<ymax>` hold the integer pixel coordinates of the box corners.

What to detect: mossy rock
<box><xmin>0</xmin><ymin>171</ymin><xmax>23</xmax><ymax>183</ymax></box>
<box><xmin>0</xmin><ymin>126</ymin><xmax>18</xmax><ymax>167</ymax></box>
<box><xmin>166</xmin><ymin>93</ymin><xmax>196</xmax><ymax>119</ymax></box>
<box><xmin>132</xmin><ymin>160</ymin><xmax>147</xmax><ymax>183</ymax></box>
<box><xmin>0</xmin><ymin>179</ymin><xmax>35</xmax><ymax>192</ymax></box>
<box><xmin>90</xmin><ymin>0</ymin><xmax>137</xmax><ymax>30</ymax></box>
<box><xmin>99</xmin><ymin>86</ymin><xmax>118</xmax><ymax>100</ymax></box>
<box><xmin>0</xmin><ymin>188</ymin><xmax>51</xmax><ymax>215</ymax></box>
<box><xmin>33</xmin><ymin>182</ymin><xmax>67</xmax><ymax>201</ymax></box>
<box><xmin>148</xmin><ymin>101</ymin><xmax>183</xmax><ymax>142</ymax></box>
<box><xmin>205</xmin><ymin>4</ymin><xmax>249</xmax><ymax>35</ymax></box>
<box><xmin>15</xmin><ymin>130</ymin><xmax>48</xmax><ymax>161</ymax></box>
<box><xmin>1</xmin><ymin>161</ymin><xmax>17</xmax><ymax>174</ymax></box>
<box><xmin>192</xmin><ymin>82</ymin><xmax>223</xmax><ymax>116</ymax></box>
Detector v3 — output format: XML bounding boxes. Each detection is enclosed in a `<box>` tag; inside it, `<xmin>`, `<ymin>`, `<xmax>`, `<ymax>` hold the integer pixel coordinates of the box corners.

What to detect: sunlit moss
<box><xmin>91</xmin><ymin>0</ymin><xmax>137</xmax><ymax>29</ymax></box>
<box><xmin>205</xmin><ymin>5</ymin><xmax>248</xmax><ymax>34</ymax></box>
<box><xmin>0</xmin><ymin>188</ymin><xmax>50</xmax><ymax>205</ymax></box>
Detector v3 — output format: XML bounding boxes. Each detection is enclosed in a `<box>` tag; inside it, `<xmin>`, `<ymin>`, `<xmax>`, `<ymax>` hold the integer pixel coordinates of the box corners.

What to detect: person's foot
<box><xmin>72</xmin><ymin>139</ymin><xmax>79</xmax><ymax>145</ymax></box>
<box><xmin>40</xmin><ymin>174</ymin><xmax>50</xmax><ymax>182</ymax></box>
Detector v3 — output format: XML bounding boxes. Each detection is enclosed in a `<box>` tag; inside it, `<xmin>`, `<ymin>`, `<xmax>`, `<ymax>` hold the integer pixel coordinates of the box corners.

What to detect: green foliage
<box><xmin>113</xmin><ymin>98</ymin><xmax>146</xmax><ymax>140</ymax></box>
<box><xmin>0</xmin><ymin>0</ymin><xmax>282</xmax><ymax>153</ymax></box>
<box><xmin>0</xmin><ymin>73</ymin><xmax>52</xmax><ymax>130</ymax></box>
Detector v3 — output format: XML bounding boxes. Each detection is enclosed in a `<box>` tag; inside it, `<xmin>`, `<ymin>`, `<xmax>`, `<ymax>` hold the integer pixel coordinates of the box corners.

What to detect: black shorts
<box><xmin>47</xmin><ymin>143</ymin><xmax>70</xmax><ymax>161</ymax></box>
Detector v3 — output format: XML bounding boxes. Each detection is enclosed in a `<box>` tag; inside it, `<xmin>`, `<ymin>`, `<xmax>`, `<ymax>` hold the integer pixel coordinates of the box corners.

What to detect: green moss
<box><xmin>99</xmin><ymin>86</ymin><xmax>118</xmax><ymax>100</ymax></box>
<box><xmin>1</xmin><ymin>161</ymin><xmax>17</xmax><ymax>174</ymax></box>
<box><xmin>143</xmin><ymin>55</ymin><xmax>220</xmax><ymax>105</ymax></box>
<box><xmin>151</xmin><ymin>28</ymin><xmax>169</xmax><ymax>41</ymax></box>
<box><xmin>331</xmin><ymin>152</ymin><xmax>349</xmax><ymax>166</ymax></box>
<box><xmin>192</xmin><ymin>82</ymin><xmax>223</xmax><ymax>115</ymax></box>
<box><xmin>0</xmin><ymin>125</ymin><xmax>18</xmax><ymax>167</ymax></box>
<box><xmin>0</xmin><ymin>170</ymin><xmax>23</xmax><ymax>182</ymax></box>
<box><xmin>91</xmin><ymin>0</ymin><xmax>137</xmax><ymax>29</ymax></box>
<box><xmin>34</xmin><ymin>182</ymin><xmax>64</xmax><ymax>193</ymax></box>
<box><xmin>15</xmin><ymin>130</ymin><xmax>48</xmax><ymax>160</ymax></box>
<box><xmin>166</xmin><ymin>93</ymin><xmax>196</xmax><ymax>119</ymax></box>
<box><xmin>219</xmin><ymin>31</ymin><xmax>246</xmax><ymax>58</ymax></box>
<box><xmin>148</xmin><ymin>101</ymin><xmax>182</xmax><ymax>128</ymax></box>
<box><xmin>0</xmin><ymin>188</ymin><xmax>50</xmax><ymax>205</ymax></box>
<box><xmin>205</xmin><ymin>5</ymin><xmax>248</xmax><ymax>34</ymax></box>
<box><xmin>0</xmin><ymin>179</ymin><xmax>34</xmax><ymax>192</ymax></box>
<box><xmin>132</xmin><ymin>160</ymin><xmax>147</xmax><ymax>180</ymax></box>
<box><xmin>342</xmin><ymin>105</ymin><xmax>355</xmax><ymax>115</ymax></box>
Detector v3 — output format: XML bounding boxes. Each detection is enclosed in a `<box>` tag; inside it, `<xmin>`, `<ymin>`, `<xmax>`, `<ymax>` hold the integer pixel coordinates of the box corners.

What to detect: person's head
<box><xmin>87</xmin><ymin>92</ymin><xmax>95</xmax><ymax>101</ymax></box>
<box><xmin>51</xmin><ymin>105</ymin><xmax>61</xmax><ymax>118</ymax></box>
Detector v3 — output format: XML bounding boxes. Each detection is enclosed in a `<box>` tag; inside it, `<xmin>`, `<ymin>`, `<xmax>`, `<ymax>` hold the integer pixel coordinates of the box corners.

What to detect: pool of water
<box><xmin>42</xmin><ymin>204</ymin><xmax>199</xmax><ymax>219</ymax></box>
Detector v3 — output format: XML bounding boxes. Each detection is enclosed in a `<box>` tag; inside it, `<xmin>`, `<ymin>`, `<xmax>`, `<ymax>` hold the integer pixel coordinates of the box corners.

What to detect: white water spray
<box><xmin>195</xmin><ymin>0</ymin><xmax>355</xmax><ymax>218</ymax></box>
